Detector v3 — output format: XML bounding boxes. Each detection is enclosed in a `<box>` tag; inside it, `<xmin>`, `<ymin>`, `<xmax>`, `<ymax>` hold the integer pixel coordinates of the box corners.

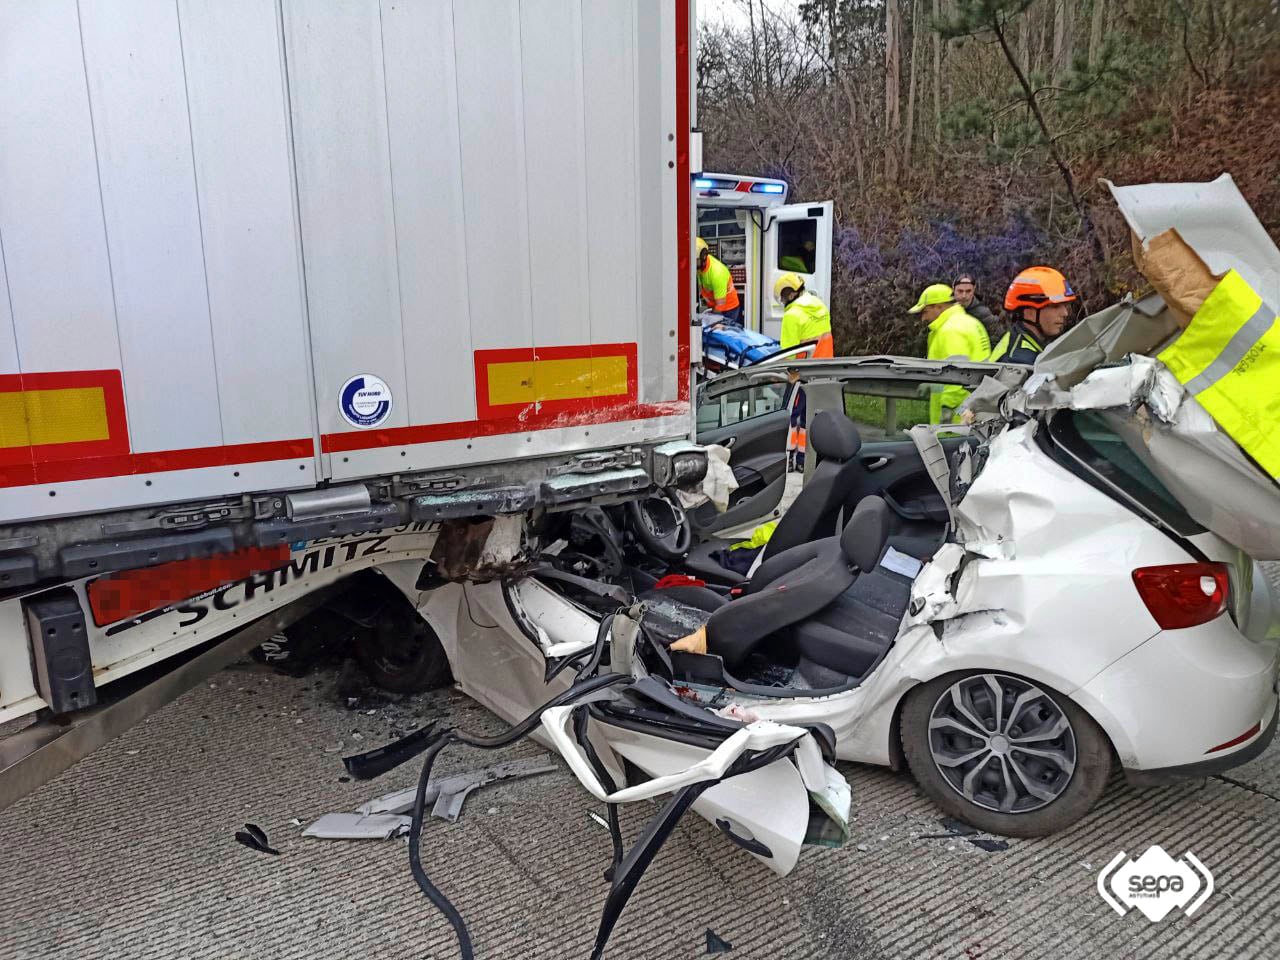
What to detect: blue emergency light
<box><xmin>751</xmin><ymin>182</ymin><xmax>786</xmax><ymax>194</ymax></box>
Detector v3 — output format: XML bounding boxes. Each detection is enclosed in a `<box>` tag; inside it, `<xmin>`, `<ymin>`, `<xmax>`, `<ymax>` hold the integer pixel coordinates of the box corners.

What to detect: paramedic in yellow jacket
<box><xmin>775</xmin><ymin>272</ymin><xmax>834</xmax><ymax>357</ymax></box>
<box><xmin>909</xmin><ymin>283</ymin><xmax>990</xmax><ymax>424</ymax></box>
<box><xmin>696</xmin><ymin>237</ymin><xmax>742</xmax><ymax>324</ymax></box>
<box><xmin>775</xmin><ymin>272</ymin><xmax>834</xmax><ymax>471</ymax></box>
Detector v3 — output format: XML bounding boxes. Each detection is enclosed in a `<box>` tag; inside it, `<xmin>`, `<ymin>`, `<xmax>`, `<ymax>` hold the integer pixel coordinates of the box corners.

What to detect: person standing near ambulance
<box><xmin>697</xmin><ymin>237</ymin><xmax>742</xmax><ymax>324</ymax></box>
<box><xmin>775</xmin><ymin>272</ymin><xmax>834</xmax><ymax>471</ymax></box>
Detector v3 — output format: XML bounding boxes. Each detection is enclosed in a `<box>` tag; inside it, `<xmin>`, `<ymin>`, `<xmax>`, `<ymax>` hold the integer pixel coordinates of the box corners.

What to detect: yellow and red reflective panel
<box><xmin>0</xmin><ymin>371</ymin><xmax>129</xmax><ymax>474</ymax></box>
<box><xmin>473</xmin><ymin>344</ymin><xmax>637</xmax><ymax>419</ymax></box>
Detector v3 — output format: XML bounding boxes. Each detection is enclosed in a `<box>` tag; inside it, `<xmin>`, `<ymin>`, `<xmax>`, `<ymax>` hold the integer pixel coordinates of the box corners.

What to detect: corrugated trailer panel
<box><xmin>0</xmin><ymin>235</ymin><xmax>15</xmax><ymax>376</ymax></box>
<box><xmin>519</xmin><ymin>0</ymin><xmax>591</xmax><ymax>353</ymax></box>
<box><xmin>380</xmin><ymin>0</ymin><xmax>476</xmax><ymax>429</ymax></box>
<box><xmin>78</xmin><ymin>0</ymin><xmax>225</xmax><ymax>453</ymax></box>
<box><xmin>582</xmin><ymin>0</ymin><xmax>642</xmax><ymax>352</ymax></box>
<box><xmin>0</xmin><ymin>1</ymin><xmax>123</xmax><ymax>376</ymax></box>
<box><xmin>282</xmin><ymin>0</ymin><xmax>410</xmax><ymax>439</ymax></box>
<box><xmin>0</xmin><ymin>0</ymin><xmax>692</xmax><ymax>522</ymax></box>
<box><xmin>173</xmin><ymin>0</ymin><xmax>317</xmax><ymax>450</ymax></box>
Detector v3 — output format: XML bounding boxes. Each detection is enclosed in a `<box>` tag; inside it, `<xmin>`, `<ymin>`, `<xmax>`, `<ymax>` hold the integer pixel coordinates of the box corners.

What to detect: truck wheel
<box><xmin>353</xmin><ymin>603</ymin><xmax>453</xmax><ymax>695</ymax></box>
<box><xmin>900</xmin><ymin>670</ymin><xmax>1112</xmax><ymax>838</ymax></box>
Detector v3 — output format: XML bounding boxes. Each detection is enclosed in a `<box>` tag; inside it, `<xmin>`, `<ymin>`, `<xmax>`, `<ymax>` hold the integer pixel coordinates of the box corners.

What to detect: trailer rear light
<box><xmin>750</xmin><ymin>182</ymin><xmax>785</xmax><ymax>194</ymax></box>
<box><xmin>1131</xmin><ymin>563</ymin><xmax>1231</xmax><ymax>630</ymax></box>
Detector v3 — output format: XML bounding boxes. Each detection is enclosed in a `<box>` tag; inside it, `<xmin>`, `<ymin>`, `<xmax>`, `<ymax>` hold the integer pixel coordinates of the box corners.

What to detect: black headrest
<box><xmin>809</xmin><ymin>411</ymin><xmax>861</xmax><ymax>462</ymax></box>
<box><xmin>840</xmin><ymin>496</ymin><xmax>892</xmax><ymax>571</ymax></box>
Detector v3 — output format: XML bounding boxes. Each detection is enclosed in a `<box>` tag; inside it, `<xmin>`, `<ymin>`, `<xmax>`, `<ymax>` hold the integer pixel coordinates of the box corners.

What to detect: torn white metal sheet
<box><xmin>303</xmin><ymin>812</ymin><xmax>411</xmax><ymax>840</ymax></box>
<box><xmin>1032</xmin><ymin>296</ymin><xmax>1182</xmax><ymax>390</ymax></box>
<box><xmin>356</xmin><ymin>758</ymin><xmax>559</xmax><ymax>819</ymax></box>
<box><xmin>1106</xmin><ymin>174</ymin><xmax>1280</xmax><ymax>305</ymax></box>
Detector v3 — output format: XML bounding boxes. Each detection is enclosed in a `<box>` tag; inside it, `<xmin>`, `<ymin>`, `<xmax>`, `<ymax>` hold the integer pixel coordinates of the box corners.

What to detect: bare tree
<box><xmin>904</xmin><ymin>0</ymin><xmax>921</xmax><ymax>168</ymax></box>
<box><xmin>885</xmin><ymin>0</ymin><xmax>902</xmax><ymax>177</ymax></box>
<box><xmin>1088</xmin><ymin>0</ymin><xmax>1107</xmax><ymax>67</ymax></box>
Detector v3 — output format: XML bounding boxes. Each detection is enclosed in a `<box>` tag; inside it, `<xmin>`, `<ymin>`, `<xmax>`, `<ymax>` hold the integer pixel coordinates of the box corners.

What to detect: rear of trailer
<box><xmin>0</xmin><ymin>0</ymin><xmax>700</xmax><ymax>793</ymax></box>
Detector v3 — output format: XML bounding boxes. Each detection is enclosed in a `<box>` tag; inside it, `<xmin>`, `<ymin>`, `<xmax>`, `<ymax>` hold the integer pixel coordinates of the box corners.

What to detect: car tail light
<box><xmin>1132</xmin><ymin>563</ymin><xmax>1231</xmax><ymax>630</ymax></box>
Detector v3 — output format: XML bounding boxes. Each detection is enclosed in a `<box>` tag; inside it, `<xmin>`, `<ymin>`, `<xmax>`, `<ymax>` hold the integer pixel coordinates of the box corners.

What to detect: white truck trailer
<box><xmin>0</xmin><ymin>0</ymin><xmax>710</xmax><ymax>803</ymax></box>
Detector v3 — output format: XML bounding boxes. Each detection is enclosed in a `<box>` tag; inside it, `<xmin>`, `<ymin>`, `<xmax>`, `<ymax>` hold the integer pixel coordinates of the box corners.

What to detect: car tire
<box><xmin>900</xmin><ymin>670</ymin><xmax>1112</xmax><ymax>838</ymax></box>
<box><xmin>353</xmin><ymin>603</ymin><xmax>453</xmax><ymax>695</ymax></box>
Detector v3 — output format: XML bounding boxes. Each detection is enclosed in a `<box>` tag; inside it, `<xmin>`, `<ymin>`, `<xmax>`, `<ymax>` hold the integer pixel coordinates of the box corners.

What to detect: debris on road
<box><xmin>967</xmin><ymin>838</ymin><xmax>1010</xmax><ymax>853</ymax></box>
<box><xmin>234</xmin><ymin>822</ymin><xmax>280</xmax><ymax>855</ymax></box>
<box><xmin>303</xmin><ymin>812</ymin><xmax>411</xmax><ymax>840</ymax></box>
<box><xmin>706</xmin><ymin>928</ymin><xmax>734</xmax><ymax>953</ymax></box>
<box><xmin>354</xmin><ymin>758</ymin><xmax>558</xmax><ymax>823</ymax></box>
<box><xmin>919</xmin><ymin>816</ymin><xmax>980</xmax><ymax>839</ymax></box>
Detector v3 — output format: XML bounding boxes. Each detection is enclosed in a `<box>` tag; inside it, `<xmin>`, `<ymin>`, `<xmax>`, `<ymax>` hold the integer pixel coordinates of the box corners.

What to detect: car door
<box><xmin>835</xmin><ymin>375</ymin><xmax>963</xmax><ymax>526</ymax></box>
<box><xmin>693</xmin><ymin>377</ymin><xmax>791</xmax><ymax>536</ymax></box>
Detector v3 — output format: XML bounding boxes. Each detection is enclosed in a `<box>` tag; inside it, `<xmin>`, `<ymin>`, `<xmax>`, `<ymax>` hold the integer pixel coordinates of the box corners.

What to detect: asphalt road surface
<box><xmin>4</xmin><ymin>571</ymin><xmax>1280</xmax><ymax>960</ymax></box>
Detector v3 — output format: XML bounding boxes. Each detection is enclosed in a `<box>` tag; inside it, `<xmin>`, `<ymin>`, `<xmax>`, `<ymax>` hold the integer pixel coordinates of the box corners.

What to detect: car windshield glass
<box><xmin>1049</xmin><ymin>410</ymin><xmax>1203</xmax><ymax>535</ymax></box>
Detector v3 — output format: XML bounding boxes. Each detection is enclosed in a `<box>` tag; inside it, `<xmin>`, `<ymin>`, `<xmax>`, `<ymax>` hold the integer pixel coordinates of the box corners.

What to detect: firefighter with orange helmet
<box><xmin>990</xmin><ymin>266</ymin><xmax>1077</xmax><ymax>365</ymax></box>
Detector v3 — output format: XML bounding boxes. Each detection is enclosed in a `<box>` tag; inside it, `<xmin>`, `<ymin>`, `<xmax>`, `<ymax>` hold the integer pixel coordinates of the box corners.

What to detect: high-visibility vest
<box><xmin>989</xmin><ymin>321</ymin><xmax>1043</xmax><ymax>365</ymax></box>
<box><xmin>1158</xmin><ymin>270</ymin><xmax>1280</xmax><ymax>479</ymax></box>
<box><xmin>780</xmin><ymin>292</ymin><xmax>832</xmax><ymax>351</ymax></box>
<box><xmin>926</xmin><ymin>304</ymin><xmax>990</xmax><ymax>423</ymax></box>
<box><xmin>698</xmin><ymin>255</ymin><xmax>740</xmax><ymax>313</ymax></box>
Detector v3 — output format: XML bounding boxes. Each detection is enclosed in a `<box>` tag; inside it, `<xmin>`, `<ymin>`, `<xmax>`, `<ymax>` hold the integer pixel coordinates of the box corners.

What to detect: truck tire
<box><xmin>353</xmin><ymin>602</ymin><xmax>453</xmax><ymax>695</ymax></box>
<box><xmin>900</xmin><ymin>670</ymin><xmax>1112</xmax><ymax>837</ymax></box>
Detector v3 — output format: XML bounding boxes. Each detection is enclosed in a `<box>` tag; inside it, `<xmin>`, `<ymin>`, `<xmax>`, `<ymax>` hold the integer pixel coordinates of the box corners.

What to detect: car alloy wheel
<box><xmin>927</xmin><ymin>672</ymin><xmax>1077</xmax><ymax>814</ymax></box>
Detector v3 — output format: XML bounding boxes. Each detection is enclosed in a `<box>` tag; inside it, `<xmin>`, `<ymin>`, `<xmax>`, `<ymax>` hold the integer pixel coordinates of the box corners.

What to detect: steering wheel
<box><xmin>625</xmin><ymin>488</ymin><xmax>694</xmax><ymax>562</ymax></box>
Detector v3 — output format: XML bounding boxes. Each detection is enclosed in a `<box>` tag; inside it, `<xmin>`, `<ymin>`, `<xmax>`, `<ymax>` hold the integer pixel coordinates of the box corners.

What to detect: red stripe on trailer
<box><xmin>675</xmin><ymin>0</ymin><xmax>692</xmax><ymax>402</ymax></box>
<box><xmin>0</xmin><ymin>437</ymin><xmax>314</xmax><ymax>489</ymax></box>
<box><xmin>85</xmin><ymin>544</ymin><xmax>291</xmax><ymax>626</ymax></box>
<box><xmin>320</xmin><ymin>400</ymin><xmax>689</xmax><ymax>454</ymax></box>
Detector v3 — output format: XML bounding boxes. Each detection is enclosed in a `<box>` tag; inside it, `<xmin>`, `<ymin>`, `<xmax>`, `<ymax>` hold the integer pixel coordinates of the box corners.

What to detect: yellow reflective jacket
<box><xmin>780</xmin><ymin>292</ymin><xmax>832</xmax><ymax>351</ymax></box>
<box><xmin>1158</xmin><ymin>270</ymin><xmax>1280</xmax><ymax>479</ymax></box>
<box><xmin>926</xmin><ymin>303</ymin><xmax>990</xmax><ymax>423</ymax></box>
<box><xmin>698</xmin><ymin>255</ymin><xmax>740</xmax><ymax>313</ymax></box>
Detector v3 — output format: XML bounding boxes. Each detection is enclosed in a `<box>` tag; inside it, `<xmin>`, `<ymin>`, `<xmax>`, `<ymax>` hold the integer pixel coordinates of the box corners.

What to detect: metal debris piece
<box><xmin>235</xmin><ymin>822</ymin><xmax>280</xmax><ymax>855</ymax></box>
<box><xmin>967</xmin><ymin>837</ymin><xmax>1010</xmax><ymax>853</ymax></box>
<box><xmin>919</xmin><ymin>816</ymin><xmax>980</xmax><ymax>839</ymax></box>
<box><xmin>356</xmin><ymin>758</ymin><xmax>558</xmax><ymax>822</ymax></box>
<box><xmin>587</xmin><ymin>811</ymin><xmax>610</xmax><ymax>831</ymax></box>
<box><xmin>302</xmin><ymin>812</ymin><xmax>412</xmax><ymax>840</ymax></box>
<box><xmin>706</xmin><ymin>929</ymin><xmax>734</xmax><ymax>954</ymax></box>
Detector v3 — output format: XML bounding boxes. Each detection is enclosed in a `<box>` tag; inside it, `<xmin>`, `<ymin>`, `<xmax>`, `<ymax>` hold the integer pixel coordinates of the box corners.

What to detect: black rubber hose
<box><xmin>404</xmin><ymin>672</ymin><xmax>634</xmax><ymax>958</ymax></box>
<box><xmin>406</xmin><ymin>732</ymin><xmax>471</xmax><ymax>959</ymax></box>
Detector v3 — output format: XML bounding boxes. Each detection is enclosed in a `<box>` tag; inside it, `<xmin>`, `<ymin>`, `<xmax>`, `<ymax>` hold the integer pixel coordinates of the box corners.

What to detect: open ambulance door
<box><xmin>762</xmin><ymin>201</ymin><xmax>834</xmax><ymax>340</ymax></box>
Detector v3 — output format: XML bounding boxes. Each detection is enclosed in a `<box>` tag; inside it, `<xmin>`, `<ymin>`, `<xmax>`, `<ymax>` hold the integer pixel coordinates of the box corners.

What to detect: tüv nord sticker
<box><xmin>1097</xmin><ymin>845</ymin><xmax>1214</xmax><ymax>921</ymax></box>
<box><xmin>339</xmin><ymin>374</ymin><xmax>393</xmax><ymax>428</ymax></box>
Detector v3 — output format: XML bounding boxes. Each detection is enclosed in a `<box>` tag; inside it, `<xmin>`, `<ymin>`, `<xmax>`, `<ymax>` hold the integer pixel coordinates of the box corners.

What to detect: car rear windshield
<box><xmin>1048</xmin><ymin>410</ymin><xmax>1204</xmax><ymax>536</ymax></box>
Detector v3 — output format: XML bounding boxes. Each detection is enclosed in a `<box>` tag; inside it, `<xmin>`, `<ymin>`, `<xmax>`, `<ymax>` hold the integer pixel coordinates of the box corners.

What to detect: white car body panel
<box><xmin>1074</xmin><ymin>615</ymin><xmax>1280</xmax><ymax>769</ymax></box>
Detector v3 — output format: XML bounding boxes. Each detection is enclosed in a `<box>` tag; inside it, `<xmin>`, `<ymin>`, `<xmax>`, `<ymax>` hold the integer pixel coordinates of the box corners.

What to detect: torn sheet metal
<box><xmin>1106</xmin><ymin>174</ymin><xmax>1280</xmax><ymax>306</ymax></box>
<box><xmin>905</xmin><ymin>542</ymin><xmax>970</xmax><ymax>626</ymax></box>
<box><xmin>1033</xmin><ymin>297</ymin><xmax>1182</xmax><ymax>391</ymax></box>
<box><xmin>303</xmin><ymin>812</ymin><xmax>412</xmax><ymax>840</ymax></box>
<box><xmin>543</xmin><ymin>710</ymin><xmax>833</xmax><ymax>806</ymax></box>
<box><xmin>356</xmin><ymin>758</ymin><xmax>559</xmax><ymax>820</ymax></box>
